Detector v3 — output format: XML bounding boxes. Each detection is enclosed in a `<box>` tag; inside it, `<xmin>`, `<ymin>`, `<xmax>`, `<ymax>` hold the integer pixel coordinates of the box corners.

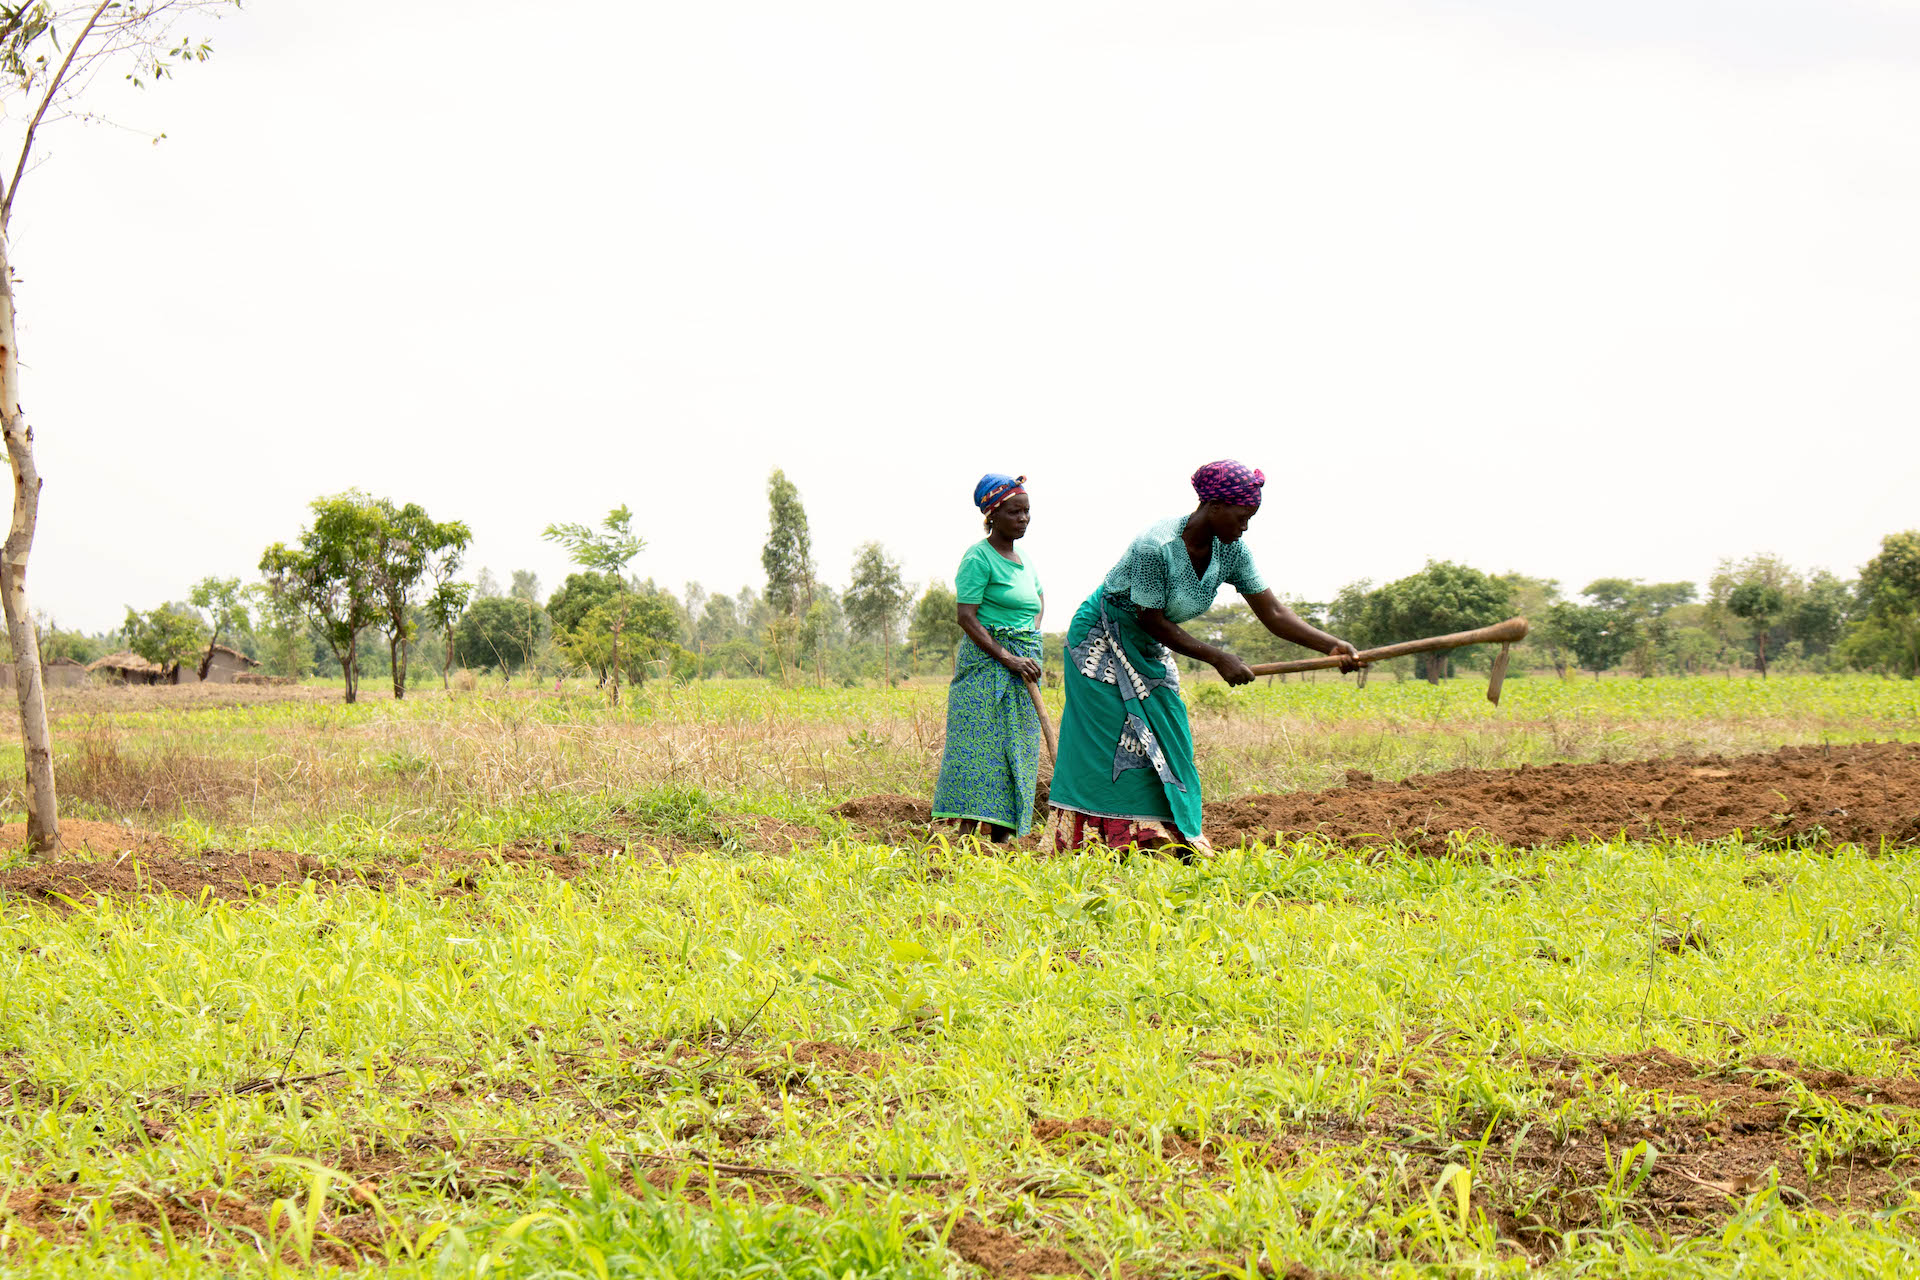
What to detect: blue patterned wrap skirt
<box><xmin>931</xmin><ymin>627</ymin><xmax>1044</xmax><ymax>834</ymax></box>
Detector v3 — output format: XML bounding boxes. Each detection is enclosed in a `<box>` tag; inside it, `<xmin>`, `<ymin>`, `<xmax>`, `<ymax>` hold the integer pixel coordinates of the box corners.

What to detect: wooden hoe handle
<box><xmin>1246</xmin><ymin>616</ymin><xmax>1530</xmax><ymax>678</ymax></box>
<box><xmin>1025</xmin><ymin>677</ymin><xmax>1058</xmax><ymax>764</ymax></box>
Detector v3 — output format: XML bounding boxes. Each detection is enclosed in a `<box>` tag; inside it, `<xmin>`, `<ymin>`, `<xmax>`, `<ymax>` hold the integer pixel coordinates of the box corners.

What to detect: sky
<box><xmin>9</xmin><ymin>0</ymin><xmax>1919</xmax><ymax>633</ymax></box>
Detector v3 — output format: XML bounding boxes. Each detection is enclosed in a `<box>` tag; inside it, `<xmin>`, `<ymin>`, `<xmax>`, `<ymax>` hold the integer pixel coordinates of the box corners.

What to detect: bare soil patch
<box><xmin>1451</xmin><ymin>1046</ymin><xmax>1920</xmax><ymax>1250</ymax></box>
<box><xmin>945</xmin><ymin>1216</ymin><xmax>1084</xmax><ymax>1279</ymax></box>
<box><xmin>0</xmin><ymin>818</ymin><xmax>173</xmax><ymax>857</ymax></box>
<box><xmin>0</xmin><ymin>848</ymin><xmax>328</xmax><ymax>907</ymax></box>
<box><xmin>722</xmin><ymin>814</ymin><xmax>819</xmax><ymax>853</ymax></box>
<box><xmin>0</xmin><ymin>830</ymin><xmax>680</xmax><ymax>909</ymax></box>
<box><xmin>831</xmin><ymin>793</ymin><xmax>933</xmax><ymax>829</ymax></box>
<box><xmin>1206</xmin><ymin>743</ymin><xmax>1920</xmax><ymax>852</ymax></box>
<box><xmin>4</xmin><ymin>1183</ymin><xmax>377</xmax><ymax>1267</ymax></box>
<box><xmin>748</xmin><ymin>1040</ymin><xmax>888</xmax><ymax>1085</ymax></box>
<box><xmin>1031</xmin><ymin>1116</ymin><xmax>1123</xmax><ymax>1144</ymax></box>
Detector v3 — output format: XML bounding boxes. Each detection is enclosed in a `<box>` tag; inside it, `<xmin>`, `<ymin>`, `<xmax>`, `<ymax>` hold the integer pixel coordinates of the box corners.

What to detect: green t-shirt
<box><xmin>954</xmin><ymin>540</ymin><xmax>1042</xmax><ymax>630</ymax></box>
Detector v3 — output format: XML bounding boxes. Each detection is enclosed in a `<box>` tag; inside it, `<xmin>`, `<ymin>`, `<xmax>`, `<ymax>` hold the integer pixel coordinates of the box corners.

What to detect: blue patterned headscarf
<box><xmin>973</xmin><ymin>473</ymin><xmax>1027</xmax><ymax>514</ymax></box>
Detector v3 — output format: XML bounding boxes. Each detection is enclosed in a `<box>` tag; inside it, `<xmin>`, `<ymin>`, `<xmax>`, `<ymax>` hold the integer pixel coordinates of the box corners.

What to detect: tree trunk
<box><xmin>0</xmin><ymin>236</ymin><xmax>58</xmax><ymax>855</ymax></box>
<box><xmin>1756</xmin><ymin>630</ymin><xmax>1769</xmax><ymax>678</ymax></box>
<box><xmin>609</xmin><ymin>611</ymin><xmax>622</xmax><ymax>708</ymax></box>
<box><xmin>198</xmin><ymin>636</ymin><xmax>217</xmax><ymax>681</ymax></box>
<box><xmin>342</xmin><ymin>642</ymin><xmax>359</xmax><ymax>703</ymax></box>
<box><xmin>1424</xmin><ymin>652</ymin><xmax>1443</xmax><ymax>684</ymax></box>
<box><xmin>390</xmin><ymin>633</ymin><xmax>406</xmax><ymax>700</ymax></box>
<box><xmin>443</xmin><ymin>631</ymin><xmax>453</xmax><ymax>691</ymax></box>
<box><xmin>883</xmin><ymin>630</ymin><xmax>891</xmax><ymax>686</ymax></box>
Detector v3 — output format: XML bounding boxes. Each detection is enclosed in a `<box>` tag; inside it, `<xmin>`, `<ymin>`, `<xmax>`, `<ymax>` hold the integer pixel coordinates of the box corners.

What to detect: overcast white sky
<box><xmin>11</xmin><ymin>0</ymin><xmax>1919</xmax><ymax>632</ymax></box>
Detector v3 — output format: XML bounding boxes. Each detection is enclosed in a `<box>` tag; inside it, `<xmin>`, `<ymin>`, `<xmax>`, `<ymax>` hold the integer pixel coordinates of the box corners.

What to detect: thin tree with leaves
<box><xmin>543</xmin><ymin>506</ymin><xmax>644</xmax><ymax>705</ymax></box>
<box><xmin>845</xmin><ymin>541</ymin><xmax>910</xmax><ymax>685</ymax></box>
<box><xmin>369</xmin><ymin>502</ymin><xmax>470</xmax><ymax>700</ymax></box>
<box><xmin>188</xmin><ymin>576</ymin><xmax>250</xmax><ymax>679</ymax></box>
<box><xmin>761</xmin><ymin>469</ymin><xmax>814</xmax><ymax>684</ymax></box>
<box><xmin>259</xmin><ymin>493</ymin><xmax>385</xmax><ymax>704</ymax></box>
<box><xmin>424</xmin><ymin>567</ymin><xmax>474</xmax><ymax>693</ymax></box>
<box><xmin>0</xmin><ymin>1</ymin><xmax>240</xmax><ymax>854</ymax></box>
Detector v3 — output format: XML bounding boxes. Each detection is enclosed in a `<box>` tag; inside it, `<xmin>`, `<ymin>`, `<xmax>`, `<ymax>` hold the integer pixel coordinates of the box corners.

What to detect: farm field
<box><xmin>2</xmin><ymin>673</ymin><xmax>1919</xmax><ymax>1277</ymax></box>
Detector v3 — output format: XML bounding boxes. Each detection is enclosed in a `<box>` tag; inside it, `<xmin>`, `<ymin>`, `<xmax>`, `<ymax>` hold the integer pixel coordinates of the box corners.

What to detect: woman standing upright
<box><xmin>931</xmin><ymin>474</ymin><xmax>1045</xmax><ymax>842</ymax></box>
<box><xmin>1048</xmin><ymin>460</ymin><xmax>1359</xmax><ymax>853</ymax></box>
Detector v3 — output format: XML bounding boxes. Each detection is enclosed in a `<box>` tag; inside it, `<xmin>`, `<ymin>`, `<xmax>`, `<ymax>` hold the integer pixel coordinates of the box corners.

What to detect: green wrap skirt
<box><xmin>1046</xmin><ymin>591</ymin><xmax>1204</xmax><ymax>842</ymax></box>
<box><xmin>931</xmin><ymin>628</ymin><xmax>1043</xmax><ymax>834</ymax></box>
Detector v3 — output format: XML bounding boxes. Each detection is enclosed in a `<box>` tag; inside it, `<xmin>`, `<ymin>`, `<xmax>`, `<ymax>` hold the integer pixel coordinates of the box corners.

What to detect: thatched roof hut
<box><xmin>174</xmin><ymin>644</ymin><xmax>263</xmax><ymax>684</ymax></box>
<box><xmin>87</xmin><ymin>652</ymin><xmax>167</xmax><ymax>685</ymax></box>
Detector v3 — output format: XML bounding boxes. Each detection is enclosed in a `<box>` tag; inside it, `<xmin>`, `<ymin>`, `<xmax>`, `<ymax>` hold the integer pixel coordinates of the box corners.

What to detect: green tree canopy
<box><xmin>1727</xmin><ymin>581</ymin><xmax>1788</xmax><ymax>677</ymax></box>
<box><xmin>908</xmin><ymin>581</ymin><xmax>963</xmax><ymax>667</ymax></box>
<box><xmin>1788</xmin><ymin>570</ymin><xmax>1852</xmax><ymax>657</ymax></box>
<box><xmin>697</xmin><ymin>593</ymin><xmax>743</xmax><ymax>651</ymax></box>
<box><xmin>555</xmin><ymin>590</ymin><xmax>681</xmax><ymax>687</ymax></box>
<box><xmin>259</xmin><ymin>492</ymin><xmax>387</xmax><ymax>702</ymax></box>
<box><xmin>1360</xmin><ymin>561</ymin><xmax>1513</xmax><ymax>682</ymax></box>
<box><xmin>1543</xmin><ymin>602</ymin><xmax>1637</xmax><ymax>677</ymax></box>
<box><xmin>844</xmin><ymin>541</ymin><xmax>910</xmax><ymax>682</ymax></box>
<box><xmin>547</xmin><ymin>571</ymin><xmax>625</xmax><ymax>638</ymax></box>
<box><xmin>762</xmin><ymin>469</ymin><xmax>815</xmax><ymax>623</ymax></box>
<box><xmin>1843</xmin><ymin>531</ymin><xmax>1920</xmax><ymax>677</ymax></box>
<box><xmin>369</xmin><ymin>501</ymin><xmax>471</xmax><ymax>699</ymax></box>
<box><xmin>187</xmin><ymin>575</ymin><xmax>251</xmax><ymax>679</ymax></box>
<box><xmin>122</xmin><ymin>603</ymin><xmax>208</xmax><ymax>671</ymax></box>
<box><xmin>250</xmin><ymin>580</ymin><xmax>312</xmax><ymax>679</ymax></box>
<box><xmin>454</xmin><ymin>596</ymin><xmax>546</xmax><ymax>675</ymax></box>
<box><xmin>543</xmin><ymin>506</ymin><xmax>647</xmax><ymax>701</ymax></box>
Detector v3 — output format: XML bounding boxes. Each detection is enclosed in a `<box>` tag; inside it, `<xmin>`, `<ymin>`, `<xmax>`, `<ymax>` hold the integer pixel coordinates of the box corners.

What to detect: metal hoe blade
<box><xmin>1486</xmin><ymin>643</ymin><xmax>1512</xmax><ymax>706</ymax></box>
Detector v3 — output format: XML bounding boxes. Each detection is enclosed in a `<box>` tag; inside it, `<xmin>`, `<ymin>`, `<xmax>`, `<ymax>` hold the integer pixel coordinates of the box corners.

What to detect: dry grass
<box><xmin>56</xmin><ymin>732</ymin><xmax>258</xmax><ymax>818</ymax></box>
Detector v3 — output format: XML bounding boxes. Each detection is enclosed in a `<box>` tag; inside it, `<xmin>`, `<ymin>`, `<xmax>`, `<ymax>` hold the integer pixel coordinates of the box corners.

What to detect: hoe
<box><xmin>1246</xmin><ymin>615</ymin><xmax>1531</xmax><ymax>704</ymax></box>
<box><xmin>1024</xmin><ymin>615</ymin><xmax>1529</xmax><ymax>766</ymax></box>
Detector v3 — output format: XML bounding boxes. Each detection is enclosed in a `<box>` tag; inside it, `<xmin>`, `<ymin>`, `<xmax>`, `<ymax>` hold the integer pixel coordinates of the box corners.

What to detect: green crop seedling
<box><xmin>0</xmin><ymin>674</ymin><xmax>1916</xmax><ymax>1276</ymax></box>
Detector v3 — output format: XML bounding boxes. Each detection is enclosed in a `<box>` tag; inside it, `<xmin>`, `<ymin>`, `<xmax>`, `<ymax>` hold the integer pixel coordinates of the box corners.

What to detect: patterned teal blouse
<box><xmin>1100</xmin><ymin>515</ymin><xmax>1267</xmax><ymax>625</ymax></box>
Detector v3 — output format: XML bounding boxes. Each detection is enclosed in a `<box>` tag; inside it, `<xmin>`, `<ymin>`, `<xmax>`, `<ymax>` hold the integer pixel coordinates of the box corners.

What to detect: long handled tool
<box><xmin>1247</xmin><ymin>616</ymin><xmax>1530</xmax><ymax>705</ymax></box>
<box><xmin>1024</xmin><ymin>677</ymin><xmax>1057</xmax><ymax>764</ymax></box>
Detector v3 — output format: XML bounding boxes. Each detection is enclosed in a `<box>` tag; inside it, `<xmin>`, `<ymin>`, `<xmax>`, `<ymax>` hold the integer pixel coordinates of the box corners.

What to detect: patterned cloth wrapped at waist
<box><xmin>932</xmin><ymin>625</ymin><xmax>1044</xmax><ymax>834</ymax></box>
<box><xmin>1046</xmin><ymin>588</ymin><xmax>1205</xmax><ymax>843</ymax></box>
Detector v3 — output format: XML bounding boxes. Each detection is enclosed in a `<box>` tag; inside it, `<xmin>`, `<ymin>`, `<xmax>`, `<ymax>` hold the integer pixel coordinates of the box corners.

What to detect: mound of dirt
<box><xmin>0</xmin><ymin>828</ymin><xmax>696</xmax><ymax>910</ymax></box>
<box><xmin>1206</xmin><ymin>743</ymin><xmax>1920</xmax><ymax>852</ymax></box>
<box><xmin>834</xmin><ymin>765</ymin><xmax>1052</xmax><ymax>835</ymax></box>
<box><xmin>0</xmin><ymin>848</ymin><xmax>325</xmax><ymax>906</ymax></box>
<box><xmin>831</xmin><ymin>793</ymin><xmax>934</xmax><ymax>827</ymax></box>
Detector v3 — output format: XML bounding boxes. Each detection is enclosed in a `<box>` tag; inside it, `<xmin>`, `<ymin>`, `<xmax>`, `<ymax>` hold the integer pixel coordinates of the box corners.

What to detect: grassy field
<box><xmin>2</xmin><ymin>674</ymin><xmax>1918</xmax><ymax>1277</ymax></box>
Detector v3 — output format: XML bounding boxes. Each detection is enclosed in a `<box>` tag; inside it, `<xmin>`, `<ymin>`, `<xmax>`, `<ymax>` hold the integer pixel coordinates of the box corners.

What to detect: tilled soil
<box><xmin>832</xmin><ymin>744</ymin><xmax>1920</xmax><ymax>853</ymax></box>
<box><xmin>1205</xmin><ymin>743</ymin><xmax>1920</xmax><ymax>852</ymax></box>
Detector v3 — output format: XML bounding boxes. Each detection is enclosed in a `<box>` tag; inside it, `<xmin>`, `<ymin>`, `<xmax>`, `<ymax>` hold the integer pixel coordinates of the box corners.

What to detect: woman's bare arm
<box><xmin>1245</xmin><ymin>590</ymin><xmax>1359</xmax><ymax>666</ymax></box>
<box><xmin>1135</xmin><ymin>608</ymin><xmax>1257</xmax><ymax>686</ymax></box>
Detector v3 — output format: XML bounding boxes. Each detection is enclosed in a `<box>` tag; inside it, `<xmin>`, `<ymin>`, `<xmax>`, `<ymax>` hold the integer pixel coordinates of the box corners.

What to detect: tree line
<box><xmin>33</xmin><ymin>482</ymin><xmax>1920</xmax><ymax>700</ymax></box>
<box><xmin>1194</xmin><ymin>540</ymin><xmax>1919</xmax><ymax>682</ymax></box>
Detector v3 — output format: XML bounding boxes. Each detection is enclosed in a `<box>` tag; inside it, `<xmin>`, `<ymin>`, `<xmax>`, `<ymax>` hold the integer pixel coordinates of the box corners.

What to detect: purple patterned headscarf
<box><xmin>1191</xmin><ymin>459</ymin><xmax>1265</xmax><ymax>507</ymax></box>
